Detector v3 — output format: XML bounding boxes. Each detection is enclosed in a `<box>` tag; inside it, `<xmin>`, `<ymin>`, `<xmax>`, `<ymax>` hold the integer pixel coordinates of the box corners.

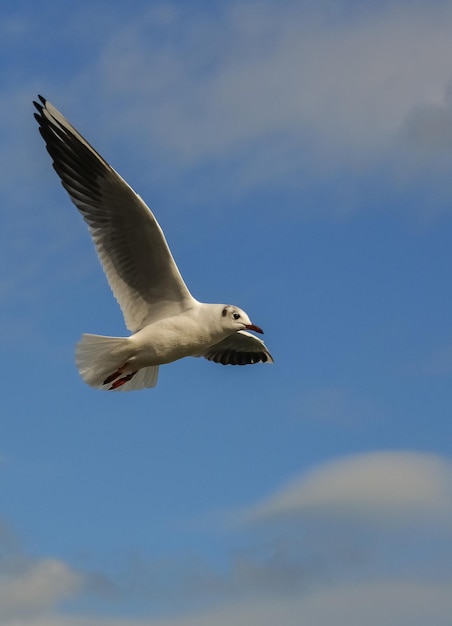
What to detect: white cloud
<box><xmin>236</xmin><ymin>450</ymin><xmax>452</xmax><ymax>525</ymax></box>
<box><xmin>0</xmin><ymin>558</ymin><xmax>81</xmax><ymax>620</ymax></box>
<box><xmin>0</xmin><ymin>452</ymin><xmax>450</xmax><ymax>626</ymax></box>
<box><xmin>91</xmin><ymin>0</ymin><xmax>452</xmax><ymax>179</ymax></box>
<box><xmin>171</xmin><ymin>579</ymin><xmax>452</xmax><ymax>626</ymax></box>
<box><xmin>6</xmin><ymin>0</ymin><xmax>452</xmax><ymax>230</ymax></box>
<box><xmin>5</xmin><ymin>578</ymin><xmax>452</xmax><ymax>626</ymax></box>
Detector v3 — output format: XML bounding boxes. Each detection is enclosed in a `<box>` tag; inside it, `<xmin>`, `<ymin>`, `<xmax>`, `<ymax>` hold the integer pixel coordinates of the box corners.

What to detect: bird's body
<box><xmin>33</xmin><ymin>96</ymin><xmax>273</xmax><ymax>391</ymax></box>
<box><xmin>130</xmin><ymin>304</ymin><xmax>226</xmax><ymax>366</ymax></box>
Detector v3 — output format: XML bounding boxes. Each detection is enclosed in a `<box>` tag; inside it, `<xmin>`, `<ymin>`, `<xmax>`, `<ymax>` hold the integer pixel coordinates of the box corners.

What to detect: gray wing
<box><xmin>200</xmin><ymin>331</ymin><xmax>274</xmax><ymax>365</ymax></box>
<box><xmin>34</xmin><ymin>96</ymin><xmax>195</xmax><ymax>332</ymax></box>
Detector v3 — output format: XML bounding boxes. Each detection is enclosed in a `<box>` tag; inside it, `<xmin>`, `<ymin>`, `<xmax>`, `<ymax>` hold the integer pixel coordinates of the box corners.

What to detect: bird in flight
<box><xmin>34</xmin><ymin>96</ymin><xmax>273</xmax><ymax>391</ymax></box>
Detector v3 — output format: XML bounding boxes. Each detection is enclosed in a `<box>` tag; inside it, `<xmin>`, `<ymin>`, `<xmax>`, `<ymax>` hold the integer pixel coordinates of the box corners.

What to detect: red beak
<box><xmin>245</xmin><ymin>323</ymin><xmax>264</xmax><ymax>334</ymax></box>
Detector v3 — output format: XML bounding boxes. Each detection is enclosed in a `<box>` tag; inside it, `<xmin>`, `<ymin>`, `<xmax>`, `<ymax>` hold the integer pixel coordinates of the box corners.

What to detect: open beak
<box><xmin>245</xmin><ymin>323</ymin><xmax>264</xmax><ymax>334</ymax></box>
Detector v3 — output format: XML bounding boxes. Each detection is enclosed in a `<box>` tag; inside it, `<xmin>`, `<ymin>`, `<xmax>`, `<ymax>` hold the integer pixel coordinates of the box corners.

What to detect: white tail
<box><xmin>75</xmin><ymin>333</ymin><xmax>159</xmax><ymax>391</ymax></box>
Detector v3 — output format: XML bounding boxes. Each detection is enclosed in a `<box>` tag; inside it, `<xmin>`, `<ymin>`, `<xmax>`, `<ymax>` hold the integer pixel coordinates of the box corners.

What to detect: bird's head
<box><xmin>220</xmin><ymin>305</ymin><xmax>263</xmax><ymax>334</ymax></box>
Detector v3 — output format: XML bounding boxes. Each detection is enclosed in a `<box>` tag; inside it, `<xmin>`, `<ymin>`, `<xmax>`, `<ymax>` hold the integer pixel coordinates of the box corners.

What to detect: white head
<box><xmin>220</xmin><ymin>304</ymin><xmax>263</xmax><ymax>334</ymax></box>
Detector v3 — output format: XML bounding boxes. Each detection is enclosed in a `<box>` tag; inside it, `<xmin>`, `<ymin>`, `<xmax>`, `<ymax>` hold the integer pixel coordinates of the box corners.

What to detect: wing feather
<box><xmin>200</xmin><ymin>331</ymin><xmax>274</xmax><ymax>365</ymax></box>
<box><xmin>34</xmin><ymin>96</ymin><xmax>194</xmax><ymax>332</ymax></box>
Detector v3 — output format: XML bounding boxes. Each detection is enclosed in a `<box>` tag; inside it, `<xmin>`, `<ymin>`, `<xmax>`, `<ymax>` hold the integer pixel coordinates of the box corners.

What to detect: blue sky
<box><xmin>2</xmin><ymin>0</ymin><xmax>452</xmax><ymax>623</ymax></box>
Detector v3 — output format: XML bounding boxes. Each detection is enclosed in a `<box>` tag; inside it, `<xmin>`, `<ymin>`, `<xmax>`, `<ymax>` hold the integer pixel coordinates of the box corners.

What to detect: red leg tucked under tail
<box><xmin>103</xmin><ymin>368</ymin><xmax>124</xmax><ymax>385</ymax></box>
<box><xmin>108</xmin><ymin>371</ymin><xmax>137</xmax><ymax>390</ymax></box>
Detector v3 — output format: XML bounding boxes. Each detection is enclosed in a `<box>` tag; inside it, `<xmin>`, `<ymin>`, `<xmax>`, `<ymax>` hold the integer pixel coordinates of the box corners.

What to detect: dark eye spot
<box><xmin>233</xmin><ymin>313</ymin><xmax>240</xmax><ymax>320</ymax></box>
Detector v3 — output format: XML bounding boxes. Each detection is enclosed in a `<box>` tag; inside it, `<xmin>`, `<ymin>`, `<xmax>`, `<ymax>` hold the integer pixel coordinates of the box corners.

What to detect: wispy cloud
<box><xmin>5</xmin><ymin>578</ymin><xmax>452</xmax><ymax>626</ymax></box>
<box><xmin>6</xmin><ymin>0</ymin><xmax>452</xmax><ymax>230</ymax></box>
<box><xmin>1</xmin><ymin>448</ymin><xmax>451</xmax><ymax>626</ymax></box>
<box><xmin>235</xmin><ymin>450</ymin><xmax>452</xmax><ymax>525</ymax></box>
<box><xmin>0</xmin><ymin>557</ymin><xmax>81</xmax><ymax>621</ymax></box>
<box><xmin>10</xmin><ymin>0</ymin><xmax>445</xmax><ymax>223</ymax></box>
<box><xmin>88</xmin><ymin>1</ymin><xmax>452</xmax><ymax>181</ymax></box>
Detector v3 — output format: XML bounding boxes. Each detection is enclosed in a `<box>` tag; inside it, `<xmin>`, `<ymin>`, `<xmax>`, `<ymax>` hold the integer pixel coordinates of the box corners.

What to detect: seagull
<box><xmin>33</xmin><ymin>96</ymin><xmax>273</xmax><ymax>391</ymax></box>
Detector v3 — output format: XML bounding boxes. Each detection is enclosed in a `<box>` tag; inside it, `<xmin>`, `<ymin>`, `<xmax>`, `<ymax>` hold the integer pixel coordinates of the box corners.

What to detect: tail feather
<box><xmin>75</xmin><ymin>333</ymin><xmax>159</xmax><ymax>391</ymax></box>
<box><xmin>117</xmin><ymin>365</ymin><xmax>159</xmax><ymax>392</ymax></box>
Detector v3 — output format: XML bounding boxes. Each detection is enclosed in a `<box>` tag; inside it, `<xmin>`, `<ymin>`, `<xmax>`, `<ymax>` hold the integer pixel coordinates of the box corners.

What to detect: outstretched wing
<box><xmin>34</xmin><ymin>96</ymin><xmax>195</xmax><ymax>332</ymax></box>
<box><xmin>200</xmin><ymin>331</ymin><xmax>274</xmax><ymax>365</ymax></box>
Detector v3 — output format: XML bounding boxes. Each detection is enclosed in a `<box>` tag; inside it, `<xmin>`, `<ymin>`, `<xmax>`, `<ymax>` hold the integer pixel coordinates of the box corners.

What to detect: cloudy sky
<box><xmin>2</xmin><ymin>0</ymin><xmax>452</xmax><ymax>624</ymax></box>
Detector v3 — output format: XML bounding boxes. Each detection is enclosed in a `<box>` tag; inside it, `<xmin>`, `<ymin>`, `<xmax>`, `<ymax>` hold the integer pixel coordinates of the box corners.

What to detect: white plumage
<box><xmin>34</xmin><ymin>96</ymin><xmax>273</xmax><ymax>391</ymax></box>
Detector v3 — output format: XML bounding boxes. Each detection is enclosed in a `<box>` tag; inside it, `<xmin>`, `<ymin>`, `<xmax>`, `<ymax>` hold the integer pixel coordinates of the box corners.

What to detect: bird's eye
<box><xmin>233</xmin><ymin>313</ymin><xmax>241</xmax><ymax>320</ymax></box>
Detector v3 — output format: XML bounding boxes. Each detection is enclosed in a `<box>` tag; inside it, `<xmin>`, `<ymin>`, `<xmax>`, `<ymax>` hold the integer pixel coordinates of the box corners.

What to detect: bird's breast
<box><xmin>128</xmin><ymin>314</ymin><xmax>226</xmax><ymax>366</ymax></box>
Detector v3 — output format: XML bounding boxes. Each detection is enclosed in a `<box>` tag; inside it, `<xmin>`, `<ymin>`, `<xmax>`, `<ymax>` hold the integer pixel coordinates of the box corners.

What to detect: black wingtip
<box><xmin>33</xmin><ymin>95</ymin><xmax>47</xmax><ymax>115</ymax></box>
